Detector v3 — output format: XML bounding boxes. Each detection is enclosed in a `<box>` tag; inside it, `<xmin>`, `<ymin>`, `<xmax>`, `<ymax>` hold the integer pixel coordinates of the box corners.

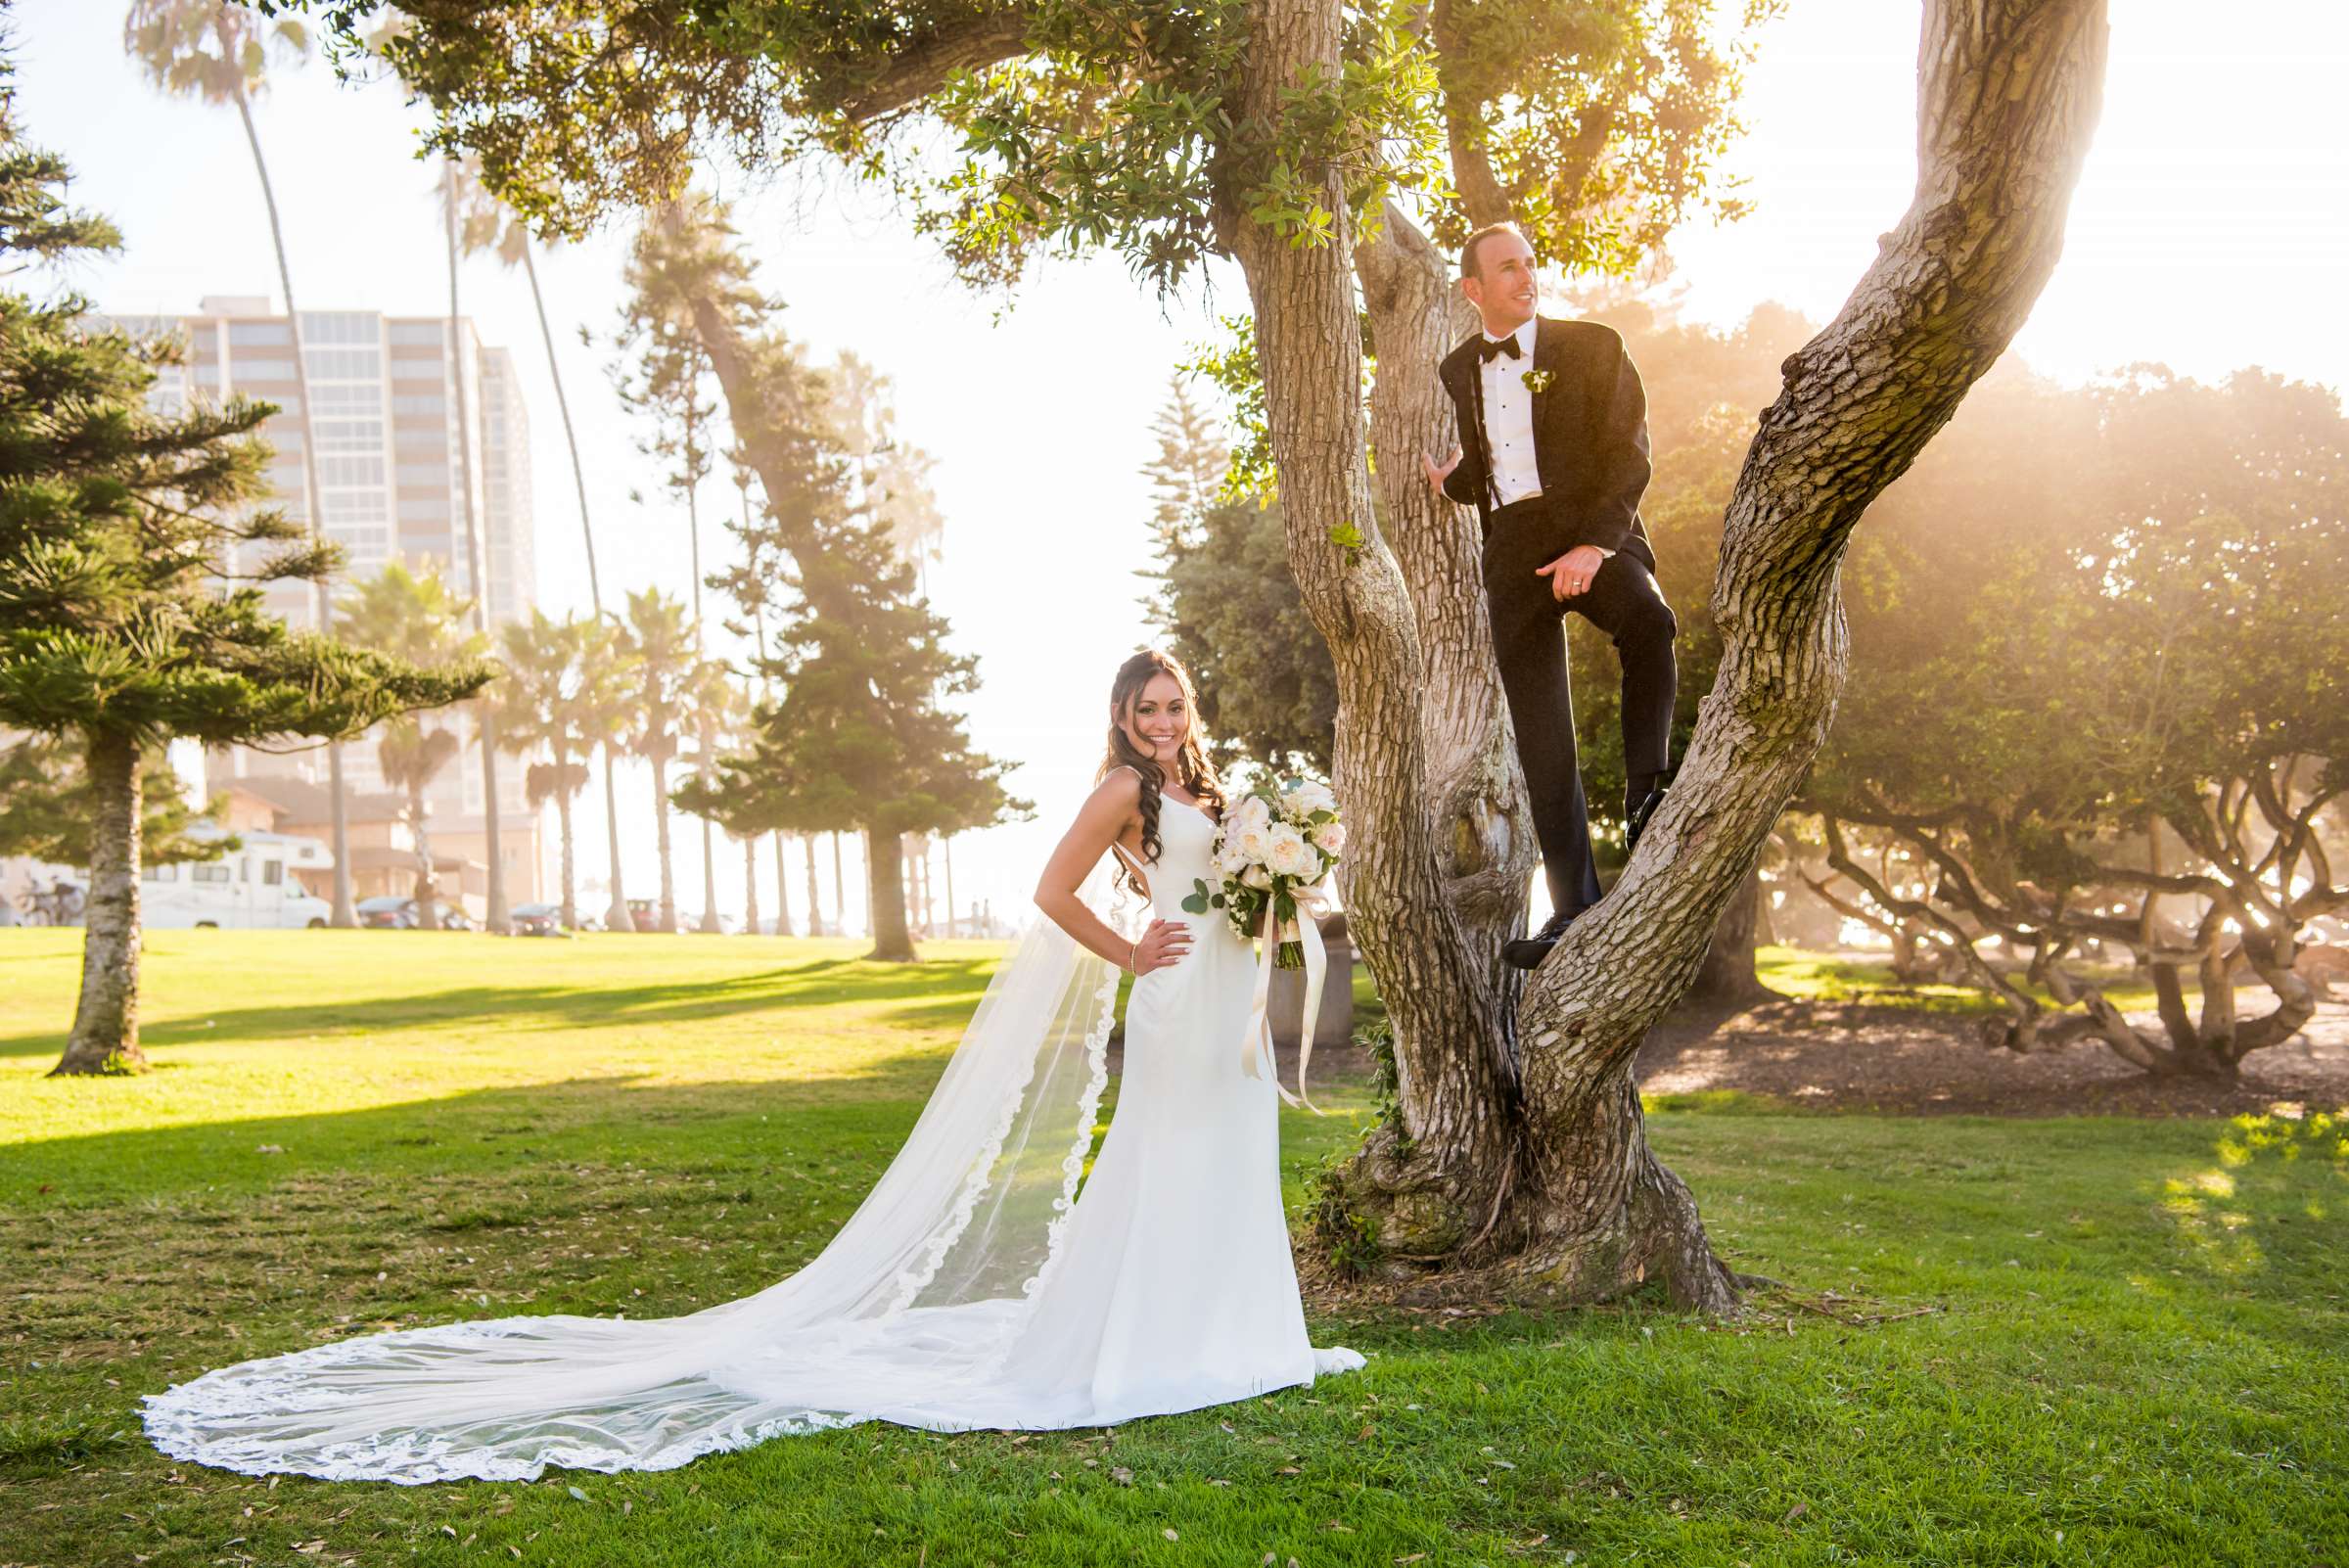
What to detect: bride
<box><xmin>145</xmin><ymin>648</ymin><xmax>1364</xmax><ymax>1483</ymax></box>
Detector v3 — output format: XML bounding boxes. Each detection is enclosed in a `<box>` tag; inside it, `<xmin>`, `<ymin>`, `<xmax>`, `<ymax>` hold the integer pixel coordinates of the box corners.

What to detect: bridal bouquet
<box><xmin>1182</xmin><ymin>777</ymin><xmax>1344</xmax><ymax>969</ymax></box>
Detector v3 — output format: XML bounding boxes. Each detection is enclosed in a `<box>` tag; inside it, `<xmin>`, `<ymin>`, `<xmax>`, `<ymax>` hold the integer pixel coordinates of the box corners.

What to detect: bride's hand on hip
<box><xmin>1131</xmin><ymin>918</ymin><xmax>1193</xmax><ymax>975</ymax></box>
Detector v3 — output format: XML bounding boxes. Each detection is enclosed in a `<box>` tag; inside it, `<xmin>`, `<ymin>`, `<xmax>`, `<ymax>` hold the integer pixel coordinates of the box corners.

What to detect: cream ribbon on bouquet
<box><xmin>1240</xmin><ymin>884</ymin><xmax>1329</xmax><ymax>1113</ymax></box>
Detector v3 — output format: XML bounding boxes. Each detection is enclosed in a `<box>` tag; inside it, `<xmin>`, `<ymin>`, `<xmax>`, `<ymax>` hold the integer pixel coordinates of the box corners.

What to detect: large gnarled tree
<box><xmin>335</xmin><ymin>0</ymin><xmax>2110</xmax><ymax>1307</ymax></box>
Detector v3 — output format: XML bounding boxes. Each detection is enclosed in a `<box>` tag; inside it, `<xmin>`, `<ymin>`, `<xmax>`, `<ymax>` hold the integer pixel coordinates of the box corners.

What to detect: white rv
<box><xmin>141</xmin><ymin>827</ymin><xmax>333</xmax><ymax>929</ymax></box>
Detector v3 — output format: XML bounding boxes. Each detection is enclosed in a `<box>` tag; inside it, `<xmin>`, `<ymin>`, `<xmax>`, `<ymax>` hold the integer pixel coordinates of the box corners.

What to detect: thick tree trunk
<box><xmin>866</xmin><ymin>828</ymin><xmax>916</xmax><ymax>962</ymax></box>
<box><xmin>1687</xmin><ymin>869</ymin><xmax>1772</xmax><ymax>1006</ymax></box>
<box><xmin>53</xmin><ymin>728</ymin><xmax>143</xmax><ymax>1076</ymax></box>
<box><xmin>1233</xmin><ymin>0</ymin><xmax>2107</xmax><ymax>1308</ymax></box>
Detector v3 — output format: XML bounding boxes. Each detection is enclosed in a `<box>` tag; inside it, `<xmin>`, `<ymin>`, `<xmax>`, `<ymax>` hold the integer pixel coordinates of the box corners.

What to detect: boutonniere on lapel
<box><xmin>1520</xmin><ymin>368</ymin><xmax>1555</xmax><ymax>395</ymax></box>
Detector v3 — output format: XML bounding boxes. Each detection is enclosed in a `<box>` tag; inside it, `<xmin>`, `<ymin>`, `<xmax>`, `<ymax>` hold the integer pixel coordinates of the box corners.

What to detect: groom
<box><xmin>1422</xmin><ymin>221</ymin><xmax>1678</xmax><ymax>970</ymax></box>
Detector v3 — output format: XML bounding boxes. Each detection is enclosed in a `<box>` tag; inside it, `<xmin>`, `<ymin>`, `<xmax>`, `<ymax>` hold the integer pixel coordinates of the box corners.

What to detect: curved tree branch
<box><xmin>1519</xmin><ymin>0</ymin><xmax>2110</xmax><ymax>1067</ymax></box>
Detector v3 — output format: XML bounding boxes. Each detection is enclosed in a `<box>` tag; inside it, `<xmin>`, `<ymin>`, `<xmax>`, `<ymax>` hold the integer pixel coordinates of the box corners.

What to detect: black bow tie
<box><xmin>1477</xmin><ymin>334</ymin><xmax>1523</xmax><ymax>363</ymax></box>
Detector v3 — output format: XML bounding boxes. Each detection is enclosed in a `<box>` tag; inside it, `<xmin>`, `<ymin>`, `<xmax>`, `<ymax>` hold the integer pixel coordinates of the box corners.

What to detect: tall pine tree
<box><xmin>0</xmin><ymin>43</ymin><xmax>487</xmax><ymax>1073</ymax></box>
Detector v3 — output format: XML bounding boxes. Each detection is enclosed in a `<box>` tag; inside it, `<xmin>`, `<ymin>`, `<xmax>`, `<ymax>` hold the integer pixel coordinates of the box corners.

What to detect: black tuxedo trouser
<box><xmin>1480</xmin><ymin>493</ymin><xmax>1678</xmax><ymax>914</ymax></box>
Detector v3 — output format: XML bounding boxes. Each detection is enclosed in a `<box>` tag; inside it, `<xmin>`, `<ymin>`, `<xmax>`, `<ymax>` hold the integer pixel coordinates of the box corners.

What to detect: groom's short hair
<box><xmin>1460</xmin><ymin>221</ymin><xmax>1528</xmax><ymax>281</ymax></box>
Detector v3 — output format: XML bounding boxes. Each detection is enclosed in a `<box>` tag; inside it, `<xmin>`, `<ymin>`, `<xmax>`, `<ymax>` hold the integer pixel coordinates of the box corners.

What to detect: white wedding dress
<box><xmin>144</xmin><ymin>797</ymin><xmax>1363</xmax><ymax>1483</ymax></box>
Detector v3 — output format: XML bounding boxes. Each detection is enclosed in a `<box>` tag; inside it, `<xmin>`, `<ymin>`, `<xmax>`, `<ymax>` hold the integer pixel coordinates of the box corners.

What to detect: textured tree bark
<box><xmin>866</xmin><ymin>828</ymin><xmax>916</xmax><ymax>962</ymax></box>
<box><xmin>1229</xmin><ymin>0</ymin><xmax>2108</xmax><ymax>1308</ymax></box>
<box><xmin>52</xmin><ymin>728</ymin><xmax>144</xmax><ymax>1077</ymax></box>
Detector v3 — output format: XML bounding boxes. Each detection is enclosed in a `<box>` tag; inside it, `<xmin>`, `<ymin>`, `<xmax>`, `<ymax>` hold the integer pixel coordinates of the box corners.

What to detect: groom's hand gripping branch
<box><xmin>1421</xmin><ymin>447</ymin><xmax>1464</xmax><ymax>500</ymax></box>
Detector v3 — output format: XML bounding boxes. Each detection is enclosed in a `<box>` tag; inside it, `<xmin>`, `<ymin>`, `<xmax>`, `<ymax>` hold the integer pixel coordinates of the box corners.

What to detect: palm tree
<box><xmin>493</xmin><ymin>612</ymin><xmax>627</xmax><ymax>930</ymax></box>
<box><xmin>123</xmin><ymin>0</ymin><xmax>360</xmax><ymax>927</ymax></box>
<box><xmin>438</xmin><ymin>160</ymin><xmax>509</xmax><ymax>933</ymax></box>
<box><xmin>520</xmin><ymin>757</ymin><xmax>590</xmax><ymax>924</ymax></box>
<box><xmin>614</xmin><ymin>589</ymin><xmax>700</xmax><ymax>934</ymax></box>
<box><xmin>443</xmin><ymin>157</ymin><xmax>633</xmax><ymax>930</ymax></box>
<box><xmin>338</xmin><ymin>563</ymin><xmax>486</xmax><ymax>928</ymax></box>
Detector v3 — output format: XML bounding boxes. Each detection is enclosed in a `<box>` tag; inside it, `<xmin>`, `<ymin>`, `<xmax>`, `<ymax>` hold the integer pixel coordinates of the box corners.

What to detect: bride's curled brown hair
<box><xmin>1099</xmin><ymin>649</ymin><xmax>1225</xmax><ymax>894</ymax></box>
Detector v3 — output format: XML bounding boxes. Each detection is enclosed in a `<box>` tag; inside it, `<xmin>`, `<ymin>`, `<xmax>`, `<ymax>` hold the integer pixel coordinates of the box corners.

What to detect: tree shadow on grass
<box><xmin>0</xmin><ymin>957</ymin><xmax>1005</xmax><ymax>1060</ymax></box>
<box><xmin>0</xmin><ymin>1051</ymin><xmax>983</xmax><ymax>1191</ymax></box>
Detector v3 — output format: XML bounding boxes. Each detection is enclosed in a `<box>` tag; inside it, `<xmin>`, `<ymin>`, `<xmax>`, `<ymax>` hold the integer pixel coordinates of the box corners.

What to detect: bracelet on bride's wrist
<box><xmin>1128</xmin><ymin>940</ymin><xmax>1140</xmax><ymax>974</ymax></box>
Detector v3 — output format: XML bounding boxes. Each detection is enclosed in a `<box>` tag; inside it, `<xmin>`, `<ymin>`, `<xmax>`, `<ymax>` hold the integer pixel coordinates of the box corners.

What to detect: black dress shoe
<box><xmin>1626</xmin><ymin>784</ymin><xmax>1669</xmax><ymax>854</ymax></box>
<box><xmin>1501</xmin><ymin>903</ymin><xmax>1589</xmax><ymax>970</ymax></box>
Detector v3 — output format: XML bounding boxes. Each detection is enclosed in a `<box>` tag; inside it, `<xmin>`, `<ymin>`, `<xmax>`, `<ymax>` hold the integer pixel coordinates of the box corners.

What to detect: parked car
<box><xmin>355</xmin><ymin>896</ymin><xmax>473</xmax><ymax>931</ymax></box>
<box><xmin>510</xmin><ymin>902</ymin><xmax>568</xmax><ymax>938</ymax></box>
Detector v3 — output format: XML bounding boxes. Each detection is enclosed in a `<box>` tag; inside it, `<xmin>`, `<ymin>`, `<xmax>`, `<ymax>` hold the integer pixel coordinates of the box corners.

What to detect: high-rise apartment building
<box><xmin>114</xmin><ymin>296</ymin><xmax>546</xmax><ymax>907</ymax></box>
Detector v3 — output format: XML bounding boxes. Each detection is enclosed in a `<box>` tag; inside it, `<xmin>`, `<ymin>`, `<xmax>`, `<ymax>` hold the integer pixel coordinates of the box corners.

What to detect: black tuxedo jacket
<box><xmin>1438</xmin><ymin>315</ymin><xmax>1654</xmax><ymax>567</ymax></box>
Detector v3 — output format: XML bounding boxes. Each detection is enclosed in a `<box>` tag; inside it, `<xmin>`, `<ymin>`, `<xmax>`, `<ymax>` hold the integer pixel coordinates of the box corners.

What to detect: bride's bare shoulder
<box><xmin>1085</xmin><ymin>766</ymin><xmax>1145</xmax><ymax>820</ymax></box>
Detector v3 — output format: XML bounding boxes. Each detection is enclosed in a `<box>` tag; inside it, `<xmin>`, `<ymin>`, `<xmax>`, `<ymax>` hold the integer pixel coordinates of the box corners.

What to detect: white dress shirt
<box><xmin>1475</xmin><ymin>316</ymin><xmax>1543</xmax><ymax>508</ymax></box>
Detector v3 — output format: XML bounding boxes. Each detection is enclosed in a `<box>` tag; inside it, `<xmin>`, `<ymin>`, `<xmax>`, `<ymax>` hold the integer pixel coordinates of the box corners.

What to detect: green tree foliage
<box><xmin>684</xmin><ymin>496</ymin><xmax>1029</xmax><ymax>962</ymax></box>
<box><xmin>0</xmin><ymin>736</ymin><xmax>223</xmax><ymax>870</ymax></box>
<box><xmin>295</xmin><ymin>0</ymin><xmax>1770</xmax><ymax>298</ymax></box>
<box><xmin>0</xmin><ymin>36</ymin><xmax>485</xmax><ymax>1072</ymax></box>
<box><xmin>1798</xmin><ymin>366</ymin><xmax>2349</xmax><ymax>1078</ymax></box>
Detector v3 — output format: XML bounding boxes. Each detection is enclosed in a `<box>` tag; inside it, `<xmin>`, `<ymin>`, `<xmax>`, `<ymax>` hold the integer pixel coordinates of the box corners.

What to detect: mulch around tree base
<box><xmin>1635</xmin><ymin>993</ymin><xmax>2349</xmax><ymax>1118</ymax></box>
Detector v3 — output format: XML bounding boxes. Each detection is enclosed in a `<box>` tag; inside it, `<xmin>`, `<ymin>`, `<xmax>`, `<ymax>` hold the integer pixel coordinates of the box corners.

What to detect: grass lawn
<box><xmin>2</xmin><ymin>930</ymin><xmax>2343</xmax><ymax>1567</ymax></box>
<box><xmin>1757</xmin><ymin>947</ymin><xmax>2163</xmax><ymax>1017</ymax></box>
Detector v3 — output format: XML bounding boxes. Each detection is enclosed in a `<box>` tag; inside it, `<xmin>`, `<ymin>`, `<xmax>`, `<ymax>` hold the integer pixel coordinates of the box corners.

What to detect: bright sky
<box><xmin>13</xmin><ymin>1</ymin><xmax>2347</xmax><ymax>930</ymax></box>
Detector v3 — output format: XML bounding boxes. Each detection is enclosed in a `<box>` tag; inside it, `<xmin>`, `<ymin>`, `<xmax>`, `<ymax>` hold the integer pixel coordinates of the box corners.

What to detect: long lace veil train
<box><xmin>144</xmin><ymin>861</ymin><xmax>1136</xmax><ymax>1483</ymax></box>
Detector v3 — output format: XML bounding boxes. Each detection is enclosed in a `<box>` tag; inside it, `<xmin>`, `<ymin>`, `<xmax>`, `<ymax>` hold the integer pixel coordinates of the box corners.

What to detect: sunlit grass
<box><xmin>1758</xmin><ymin>945</ymin><xmax>2162</xmax><ymax>1015</ymax></box>
<box><xmin>1</xmin><ymin>931</ymin><xmax>2343</xmax><ymax>1567</ymax></box>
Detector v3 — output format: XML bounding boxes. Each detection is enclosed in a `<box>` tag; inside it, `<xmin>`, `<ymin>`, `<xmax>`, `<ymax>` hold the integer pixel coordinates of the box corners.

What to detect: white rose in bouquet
<box><xmin>1234</xmin><ymin>793</ymin><xmax>1274</xmax><ymax>831</ymax></box>
<box><xmin>1282</xmin><ymin>780</ymin><xmax>1337</xmax><ymax>817</ymax></box>
<box><xmin>1310</xmin><ymin>818</ymin><xmax>1347</xmax><ymax>856</ymax></box>
<box><xmin>1241</xmin><ymin>862</ymin><xmax>1274</xmax><ymax>891</ymax></box>
<box><xmin>1265</xmin><ymin>825</ymin><xmax>1317</xmax><ymax>880</ymax></box>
